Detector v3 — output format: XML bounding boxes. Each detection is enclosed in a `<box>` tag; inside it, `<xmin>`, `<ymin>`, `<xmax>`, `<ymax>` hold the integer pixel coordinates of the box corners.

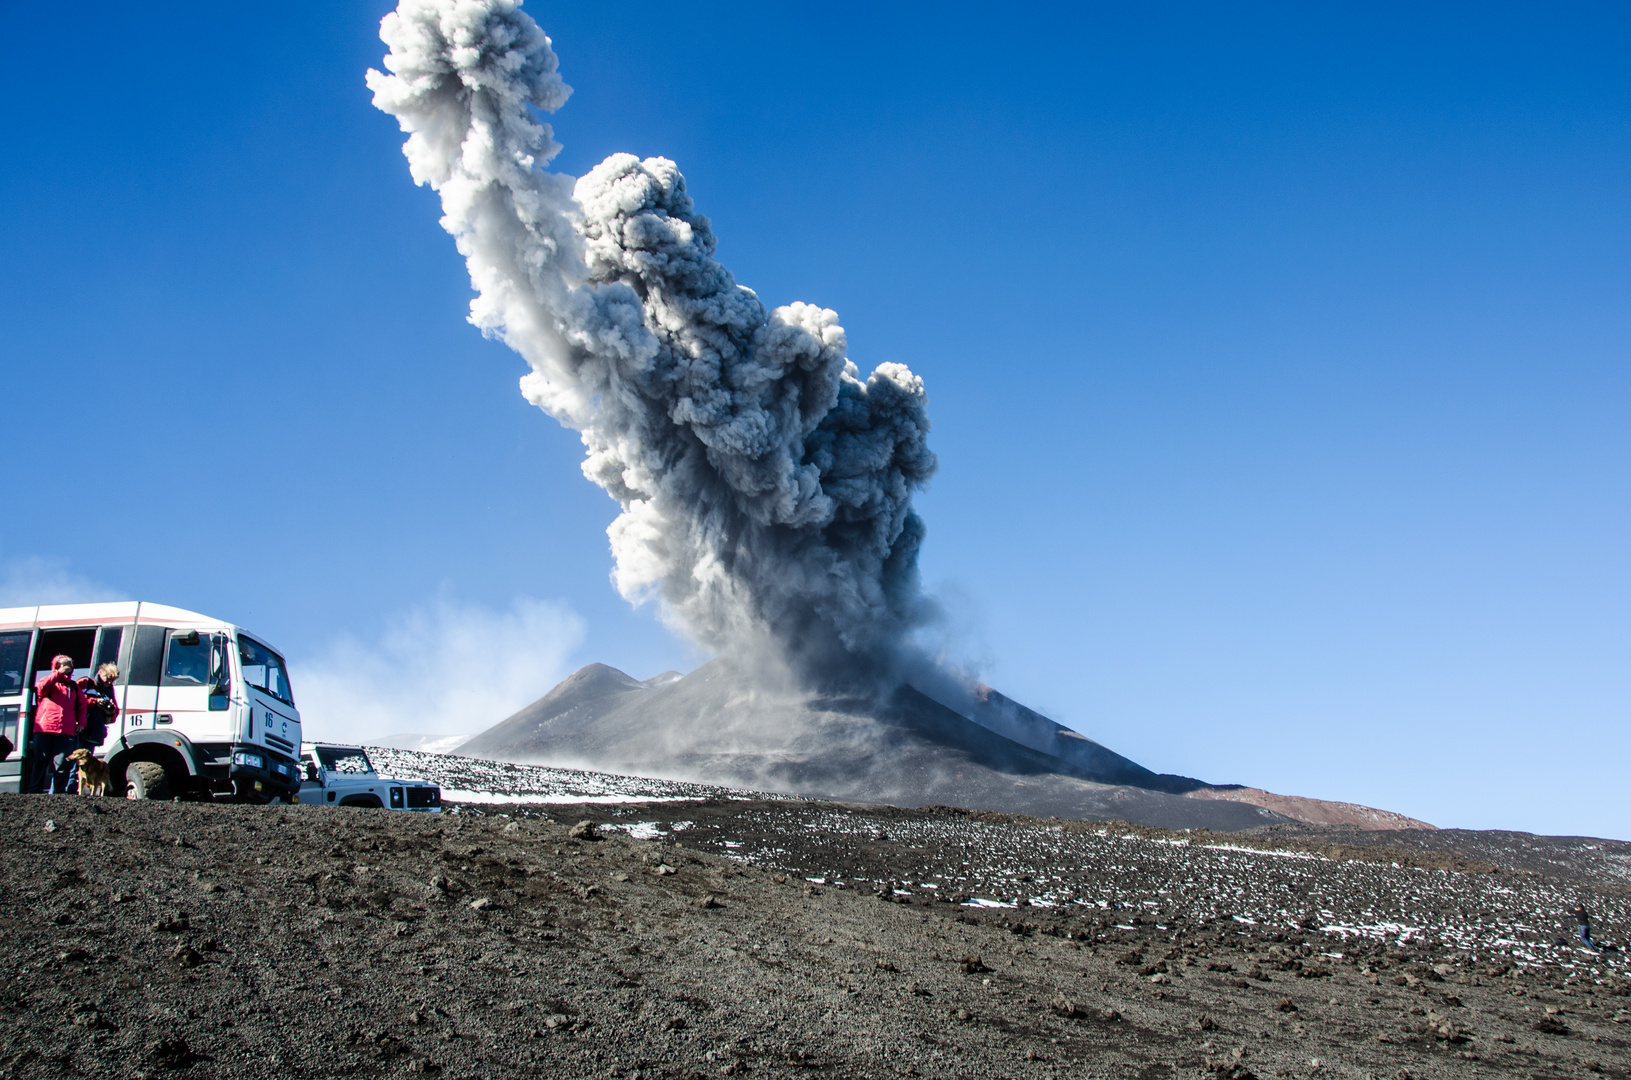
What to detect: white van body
<box><xmin>0</xmin><ymin>602</ymin><xmax>303</xmax><ymax>802</ymax></box>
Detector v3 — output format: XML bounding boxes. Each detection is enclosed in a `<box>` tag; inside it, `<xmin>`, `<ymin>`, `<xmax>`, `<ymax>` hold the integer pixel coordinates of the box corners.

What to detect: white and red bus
<box><xmin>0</xmin><ymin>602</ymin><xmax>303</xmax><ymax>802</ymax></box>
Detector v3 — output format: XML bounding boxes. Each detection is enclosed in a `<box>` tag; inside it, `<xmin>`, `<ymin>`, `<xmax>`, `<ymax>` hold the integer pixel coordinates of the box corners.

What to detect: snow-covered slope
<box><xmin>366</xmin><ymin>745</ymin><xmax>789</xmax><ymax>805</ymax></box>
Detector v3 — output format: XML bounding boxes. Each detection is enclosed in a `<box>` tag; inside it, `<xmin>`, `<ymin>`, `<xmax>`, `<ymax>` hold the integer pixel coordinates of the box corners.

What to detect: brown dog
<box><xmin>67</xmin><ymin>748</ymin><xmax>109</xmax><ymax>796</ymax></box>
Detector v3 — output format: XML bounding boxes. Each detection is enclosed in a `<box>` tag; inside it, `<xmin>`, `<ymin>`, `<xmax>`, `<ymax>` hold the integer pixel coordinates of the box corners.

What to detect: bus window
<box><xmin>238</xmin><ymin>636</ymin><xmax>294</xmax><ymax>705</ymax></box>
<box><xmin>0</xmin><ymin>633</ymin><xmax>28</xmax><ymax>697</ymax></box>
<box><xmin>128</xmin><ymin>626</ymin><xmax>165</xmax><ymax>686</ymax></box>
<box><xmin>92</xmin><ymin>626</ymin><xmax>123</xmax><ymax>676</ymax></box>
<box><xmin>163</xmin><ymin>632</ymin><xmax>210</xmax><ymax>686</ymax></box>
<box><xmin>0</xmin><ymin>705</ymin><xmax>16</xmax><ymax>755</ymax></box>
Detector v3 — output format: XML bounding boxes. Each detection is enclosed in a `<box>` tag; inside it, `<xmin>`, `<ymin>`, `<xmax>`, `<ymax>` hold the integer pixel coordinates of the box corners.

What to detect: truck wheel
<box><xmin>126</xmin><ymin>761</ymin><xmax>171</xmax><ymax>801</ymax></box>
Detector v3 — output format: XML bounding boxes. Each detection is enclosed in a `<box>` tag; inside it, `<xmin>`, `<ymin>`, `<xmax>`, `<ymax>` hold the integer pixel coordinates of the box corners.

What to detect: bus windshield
<box><xmin>238</xmin><ymin>635</ymin><xmax>294</xmax><ymax>705</ymax></box>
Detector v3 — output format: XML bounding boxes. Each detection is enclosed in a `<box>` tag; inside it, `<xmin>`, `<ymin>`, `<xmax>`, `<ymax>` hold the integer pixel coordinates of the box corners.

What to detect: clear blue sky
<box><xmin>4</xmin><ymin>2</ymin><xmax>1627</xmax><ymax>837</ymax></box>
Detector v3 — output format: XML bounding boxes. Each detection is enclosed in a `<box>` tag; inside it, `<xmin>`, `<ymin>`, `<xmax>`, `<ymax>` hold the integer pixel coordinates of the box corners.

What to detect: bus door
<box><xmin>0</xmin><ymin>629</ymin><xmax>34</xmax><ymax>793</ymax></box>
<box><xmin>121</xmin><ymin>625</ymin><xmax>167</xmax><ymax>736</ymax></box>
<box><xmin>154</xmin><ymin>629</ymin><xmax>233</xmax><ymax>743</ymax></box>
<box><xmin>16</xmin><ymin>626</ymin><xmax>96</xmax><ymax>788</ymax></box>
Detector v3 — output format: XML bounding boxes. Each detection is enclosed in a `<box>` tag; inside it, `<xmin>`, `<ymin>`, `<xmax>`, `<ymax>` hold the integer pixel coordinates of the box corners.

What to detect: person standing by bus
<box><xmin>29</xmin><ymin>655</ymin><xmax>86</xmax><ymax>794</ymax></box>
<box><xmin>76</xmin><ymin>663</ymin><xmax>119</xmax><ymax>752</ymax></box>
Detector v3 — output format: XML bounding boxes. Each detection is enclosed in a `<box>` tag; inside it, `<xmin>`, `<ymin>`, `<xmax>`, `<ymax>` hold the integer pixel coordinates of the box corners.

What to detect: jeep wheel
<box><xmin>339</xmin><ymin>795</ymin><xmax>383</xmax><ymax>809</ymax></box>
<box><xmin>126</xmin><ymin>761</ymin><xmax>171</xmax><ymax>801</ymax></box>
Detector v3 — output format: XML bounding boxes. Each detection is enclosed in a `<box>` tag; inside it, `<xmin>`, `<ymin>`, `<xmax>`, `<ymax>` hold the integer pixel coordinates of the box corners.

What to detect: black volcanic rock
<box><xmin>457</xmin><ymin>660</ymin><xmax>1285</xmax><ymax>831</ymax></box>
<box><xmin>969</xmin><ymin>685</ymin><xmax>1209</xmax><ymax>794</ymax></box>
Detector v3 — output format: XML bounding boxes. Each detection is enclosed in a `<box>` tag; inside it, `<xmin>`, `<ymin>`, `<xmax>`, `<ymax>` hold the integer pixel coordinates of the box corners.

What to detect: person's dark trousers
<box><xmin>22</xmin><ymin>730</ymin><xmax>44</xmax><ymax>793</ymax></box>
<box><xmin>28</xmin><ymin>733</ymin><xmax>79</xmax><ymax>794</ymax></box>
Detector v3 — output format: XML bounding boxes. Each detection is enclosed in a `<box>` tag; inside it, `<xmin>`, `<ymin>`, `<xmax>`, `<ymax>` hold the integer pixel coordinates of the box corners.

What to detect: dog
<box><xmin>67</xmin><ymin>748</ymin><xmax>109</xmax><ymax>796</ymax></box>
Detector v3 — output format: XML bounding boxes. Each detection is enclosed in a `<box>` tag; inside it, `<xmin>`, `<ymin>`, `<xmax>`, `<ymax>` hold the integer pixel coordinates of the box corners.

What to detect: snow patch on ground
<box><xmin>366</xmin><ymin>745</ymin><xmax>791</xmax><ymax>805</ymax></box>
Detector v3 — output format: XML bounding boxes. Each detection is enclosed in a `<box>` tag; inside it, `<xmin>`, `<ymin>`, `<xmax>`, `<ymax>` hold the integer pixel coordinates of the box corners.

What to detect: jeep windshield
<box><xmin>316</xmin><ymin>747</ymin><xmax>375</xmax><ymax>775</ymax></box>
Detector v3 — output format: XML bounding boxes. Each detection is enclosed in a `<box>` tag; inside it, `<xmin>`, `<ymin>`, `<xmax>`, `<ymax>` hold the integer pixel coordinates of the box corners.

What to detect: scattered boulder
<box><xmin>145</xmin><ymin>1037</ymin><xmax>208</xmax><ymax>1069</ymax></box>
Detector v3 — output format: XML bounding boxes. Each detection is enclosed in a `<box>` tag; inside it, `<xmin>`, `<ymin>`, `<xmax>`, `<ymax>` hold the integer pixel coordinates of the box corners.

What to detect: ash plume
<box><xmin>368</xmin><ymin>0</ymin><xmax>937</xmax><ymax>683</ymax></box>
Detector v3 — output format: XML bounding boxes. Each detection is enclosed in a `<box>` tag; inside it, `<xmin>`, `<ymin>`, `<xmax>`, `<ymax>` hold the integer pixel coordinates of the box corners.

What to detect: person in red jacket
<box><xmin>29</xmin><ymin>655</ymin><xmax>87</xmax><ymax>794</ymax></box>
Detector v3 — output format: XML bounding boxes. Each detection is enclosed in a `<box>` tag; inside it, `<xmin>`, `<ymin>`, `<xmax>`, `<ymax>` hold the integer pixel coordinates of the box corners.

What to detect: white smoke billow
<box><xmin>296</xmin><ymin>593</ymin><xmax>584</xmax><ymax>743</ymax></box>
<box><xmin>368</xmin><ymin>0</ymin><xmax>937</xmax><ymax>684</ymax></box>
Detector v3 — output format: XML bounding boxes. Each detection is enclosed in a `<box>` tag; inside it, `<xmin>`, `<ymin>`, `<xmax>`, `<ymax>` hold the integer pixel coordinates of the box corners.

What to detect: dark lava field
<box><xmin>4</xmin><ymin>792</ymin><xmax>1629</xmax><ymax>1080</ymax></box>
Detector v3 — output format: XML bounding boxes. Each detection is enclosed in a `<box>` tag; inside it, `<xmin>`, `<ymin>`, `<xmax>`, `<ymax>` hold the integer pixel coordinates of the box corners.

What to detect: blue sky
<box><xmin>4</xmin><ymin>2</ymin><xmax>1627</xmax><ymax>837</ymax></box>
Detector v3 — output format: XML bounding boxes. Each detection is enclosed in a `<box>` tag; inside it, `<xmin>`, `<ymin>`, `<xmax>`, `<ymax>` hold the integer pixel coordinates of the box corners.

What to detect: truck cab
<box><xmin>299</xmin><ymin>743</ymin><xmax>442</xmax><ymax>811</ymax></box>
<box><xmin>0</xmin><ymin>601</ymin><xmax>303</xmax><ymax>802</ymax></box>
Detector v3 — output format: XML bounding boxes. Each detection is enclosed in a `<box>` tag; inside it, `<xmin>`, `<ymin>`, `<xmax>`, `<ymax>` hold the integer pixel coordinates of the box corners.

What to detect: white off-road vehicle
<box><xmin>299</xmin><ymin>743</ymin><xmax>442</xmax><ymax>811</ymax></box>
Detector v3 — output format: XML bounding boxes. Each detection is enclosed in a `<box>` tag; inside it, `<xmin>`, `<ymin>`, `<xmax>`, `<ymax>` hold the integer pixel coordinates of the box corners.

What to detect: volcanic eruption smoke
<box><xmin>368</xmin><ymin>0</ymin><xmax>938</xmax><ymax>684</ymax></box>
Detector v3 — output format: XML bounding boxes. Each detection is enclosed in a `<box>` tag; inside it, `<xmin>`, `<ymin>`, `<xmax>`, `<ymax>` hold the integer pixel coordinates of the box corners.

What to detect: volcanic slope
<box><xmin>457</xmin><ymin>661</ymin><xmax>1284</xmax><ymax>832</ymax></box>
<box><xmin>8</xmin><ymin>795</ymin><xmax>1630</xmax><ymax>1080</ymax></box>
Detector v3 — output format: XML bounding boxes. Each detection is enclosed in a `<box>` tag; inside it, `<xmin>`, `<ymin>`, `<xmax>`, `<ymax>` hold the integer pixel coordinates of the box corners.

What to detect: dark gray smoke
<box><xmin>368</xmin><ymin>0</ymin><xmax>937</xmax><ymax>683</ymax></box>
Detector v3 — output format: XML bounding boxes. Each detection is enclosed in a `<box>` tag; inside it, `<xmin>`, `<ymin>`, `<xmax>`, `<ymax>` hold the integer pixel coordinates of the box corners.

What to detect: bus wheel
<box><xmin>126</xmin><ymin>761</ymin><xmax>171</xmax><ymax>801</ymax></box>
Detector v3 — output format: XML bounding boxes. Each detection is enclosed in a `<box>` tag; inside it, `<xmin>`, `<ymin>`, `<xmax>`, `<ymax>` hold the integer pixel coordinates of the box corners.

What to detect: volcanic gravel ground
<box><xmin>1234</xmin><ymin>826</ymin><xmax>1631</xmax><ymax>889</ymax></box>
<box><xmin>554</xmin><ymin>801</ymin><xmax>1631</xmax><ymax>965</ymax></box>
<box><xmin>6</xmin><ymin>794</ymin><xmax>1631</xmax><ymax>1080</ymax></box>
